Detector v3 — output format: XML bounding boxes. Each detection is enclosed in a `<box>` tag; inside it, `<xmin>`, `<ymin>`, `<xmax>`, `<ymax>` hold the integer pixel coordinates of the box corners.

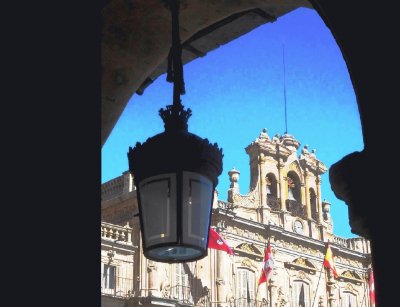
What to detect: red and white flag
<box><xmin>208</xmin><ymin>227</ymin><xmax>234</xmax><ymax>255</ymax></box>
<box><xmin>323</xmin><ymin>243</ymin><xmax>338</xmax><ymax>278</ymax></box>
<box><xmin>258</xmin><ymin>242</ymin><xmax>274</xmax><ymax>286</ymax></box>
<box><xmin>369</xmin><ymin>269</ymin><xmax>375</xmax><ymax>305</ymax></box>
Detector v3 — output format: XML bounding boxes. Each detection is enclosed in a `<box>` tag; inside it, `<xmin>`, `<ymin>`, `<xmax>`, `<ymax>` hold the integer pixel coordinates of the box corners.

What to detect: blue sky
<box><xmin>102</xmin><ymin>8</ymin><xmax>363</xmax><ymax>239</ymax></box>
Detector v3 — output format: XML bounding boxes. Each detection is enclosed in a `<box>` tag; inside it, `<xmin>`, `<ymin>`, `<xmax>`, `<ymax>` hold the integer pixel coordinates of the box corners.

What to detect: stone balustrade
<box><xmin>332</xmin><ymin>234</ymin><xmax>348</xmax><ymax>248</ymax></box>
<box><xmin>332</xmin><ymin>234</ymin><xmax>370</xmax><ymax>253</ymax></box>
<box><xmin>101</xmin><ymin>222</ymin><xmax>132</xmax><ymax>244</ymax></box>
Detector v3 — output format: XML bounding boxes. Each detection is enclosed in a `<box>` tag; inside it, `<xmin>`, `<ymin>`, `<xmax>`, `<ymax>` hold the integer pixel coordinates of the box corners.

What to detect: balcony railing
<box><xmin>267</xmin><ymin>195</ymin><xmax>280</xmax><ymax>210</ymax></box>
<box><xmin>101</xmin><ymin>274</ymin><xmax>135</xmax><ymax>298</ymax></box>
<box><xmin>235</xmin><ymin>298</ymin><xmax>268</xmax><ymax>307</ymax></box>
<box><xmin>332</xmin><ymin>235</ymin><xmax>370</xmax><ymax>253</ymax></box>
<box><xmin>286</xmin><ymin>199</ymin><xmax>307</xmax><ymax>218</ymax></box>
<box><xmin>170</xmin><ymin>285</ymin><xmax>194</xmax><ymax>304</ymax></box>
<box><xmin>101</xmin><ymin>221</ymin><xmax>132</xmax><ymax>243</ymax></box>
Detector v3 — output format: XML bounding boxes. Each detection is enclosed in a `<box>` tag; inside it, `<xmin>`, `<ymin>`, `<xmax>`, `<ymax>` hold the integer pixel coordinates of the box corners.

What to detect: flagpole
<box><xmin>265</xmin><ymin>237</ymin><xmax>268</xmax><ymax>307</ymax></box>
<box><xmin>311</xmin><ymin>260</ymin><xmax>325</xmax><ymax>307</ymax></box>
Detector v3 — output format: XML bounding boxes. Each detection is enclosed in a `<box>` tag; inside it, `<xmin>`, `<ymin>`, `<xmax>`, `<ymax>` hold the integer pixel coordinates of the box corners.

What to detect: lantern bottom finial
<box><xmin>146</xmin><ymin>246</ymin><xmax>204</xmax><ymax>263</ymax></box>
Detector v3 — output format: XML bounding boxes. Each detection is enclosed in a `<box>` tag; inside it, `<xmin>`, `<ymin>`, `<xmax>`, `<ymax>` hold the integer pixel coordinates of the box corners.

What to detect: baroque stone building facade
<box><xmin>101</xmin><ymin>129</ymin><xmax>372</xmax><ymax>307</ymax></box>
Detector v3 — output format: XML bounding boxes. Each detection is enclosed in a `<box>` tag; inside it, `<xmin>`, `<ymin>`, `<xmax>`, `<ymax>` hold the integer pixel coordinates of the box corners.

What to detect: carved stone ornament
<box><xmin>232</xmin><ymin>187</ymin><xmax>259</xmax><ymax>207</ymax></box>
<box><xmin>338</xmin><ymin>270</ymin><xmax>363</xmax><ymax>285</ymax></box>
<box><xmin>277</xmin><ymin>287</ymin><xmax>288</xmax><ymax>307</ymax></box>
<box><xmin>107</xmin><ymin>250</ymin><xmax>115</xmax><ymax>262</ymax></box>
<box><xmin>345</xmin><ymin>283</ymin><xmax>355</xmax><ymax>292</ymax></box>
<box><xmin>160</xmin><ymin>279</ymin><xmax>171</xmax><ymax>298</ymax></box>
<box><xmin>241</xmin><ymin>258</ymin><xmax>253</xmax><ymax>268</ymax></box>
<box><xmin>147</xmin><ymin>260</ymin><xmax>157</xmax><ymax>272</ymax></box>
<box><xmin>298</xmin><ymin>270</ymin><xmax>307</xmax><ymax>280</ymax></box>
<box><xmin>318</xmin><ymin>295</ymin><xmax>325</xmax><ymax>307</ymax></box>
<box><xmin>236</xmin><ymin>243</ymin><xmax>263</xmax><ymax>256</ymax></box>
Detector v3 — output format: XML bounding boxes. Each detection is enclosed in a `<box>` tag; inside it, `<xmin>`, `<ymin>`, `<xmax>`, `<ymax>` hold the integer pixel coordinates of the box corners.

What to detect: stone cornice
<box><xmin>101</xmin><ymin>239</ymin><xmax>137</xmax><ymax>254</ymax></box>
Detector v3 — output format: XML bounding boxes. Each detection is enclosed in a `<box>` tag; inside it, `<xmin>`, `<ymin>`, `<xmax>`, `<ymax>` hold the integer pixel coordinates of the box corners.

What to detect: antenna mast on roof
<box><xmin>282</xmin><ymin>43</ymin><xmax>288</xmax><ymax>134</ymax></box>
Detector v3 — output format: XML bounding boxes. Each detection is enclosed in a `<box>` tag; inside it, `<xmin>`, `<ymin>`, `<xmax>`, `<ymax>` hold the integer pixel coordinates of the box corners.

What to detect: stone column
<box><xmin>147</xmin><ymin>260</ymin><xmax>158</xmax><ymax>296</ymax></box>
<box><xmin>259</xmin><ymin>154</ymin><xmax>267</xmax><ymax>207</ymax></box>
<box><xmin>301</xmin><ymin>182</ymin><xmax>306</xmax><ymax>207</ymax></box>
<box><xmin>259</xmin><ymin>154</ymin><xmax>267</xmax><ymax>223</ymax></box>
<box><xmin>216</xmin><ymin>251</ymin><xmax>226</xmax><ymax>307</ymax></box>
<box><xmin>326</xmin><ymin>270</ymin><xmax>337</xmax><ymax>307</ymax></box>
<box><xmin>278</xmin><ymin>159</ymin><xmax>286</xmax><ymax>211</ymax></box>
<box><xmin>316</xmin><ymin>175</ymin><xmax>323</xmax><ymax>222</ymax></box>
<box><xmin>269</xmin><ymin>278</ymin><xmax>277</xmax><ymax>307</ymax></box>
<box><xmin>304</xmin><ymin>170</ymin><xmax>311</xmax><ymax>219</ymax></box>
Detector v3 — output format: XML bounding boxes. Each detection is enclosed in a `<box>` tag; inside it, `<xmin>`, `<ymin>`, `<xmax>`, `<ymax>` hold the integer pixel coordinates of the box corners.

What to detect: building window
<box><xmin>236</xmin><ymin>268</ymin><xmax>255</xmax><ymax>307</ymax></box>
<box><xmin>174</xmin><ymin>263</ymin><xmax>194</xmax><ymax>303</ymax></box>
<box><xmin>341</xmin><ymin>292</ymin><xmax>357</xmax><ymax>307</ymax></box>
<box><xmin>291</xmin><ymin>281</ymin><xmax>310</xmax><ymax>307</ymax></box>
<box><xmin>102</xmin><ymin>264</ymin><xmax>116</xmax><ymax>290</ymax></box>
<box><xmin>266</xmin><ymin>174</ymin><xmax>277</xmax><ymax>197</ymax></box>
<box><xmin>287</xmin><ymin>172</ymin><xmax>301</xmax><ymax>202</ymax></box>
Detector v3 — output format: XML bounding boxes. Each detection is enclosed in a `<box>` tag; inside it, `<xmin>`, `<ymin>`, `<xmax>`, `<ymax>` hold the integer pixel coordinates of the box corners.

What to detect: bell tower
<box><xmin>228</xmin><ymin>128</ymin><xmax>333</xmax><ymax>240</ymax></box>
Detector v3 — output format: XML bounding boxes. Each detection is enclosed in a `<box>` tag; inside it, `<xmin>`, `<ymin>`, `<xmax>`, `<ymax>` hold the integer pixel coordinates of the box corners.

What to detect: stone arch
<box><xmin>287</xmin><ymin>161</ymin><xmax>303</xmax><ymax>184</ymax></box>
<box><xmin>287</xmin><ymin>170</ymin><xmax>302</xmax><ymax>202</ymax></box>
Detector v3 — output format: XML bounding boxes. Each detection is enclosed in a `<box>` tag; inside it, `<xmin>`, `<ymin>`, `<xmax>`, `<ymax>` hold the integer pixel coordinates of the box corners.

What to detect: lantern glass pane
<box><xmin>182</xmin><ymin>171</ymin><xmax>213</xmax><ymax>249</ymax></box>
<box><xmin>139</xmin><ymin>173</ymin><xmax>177</xmax><ymax>247</ymax></box>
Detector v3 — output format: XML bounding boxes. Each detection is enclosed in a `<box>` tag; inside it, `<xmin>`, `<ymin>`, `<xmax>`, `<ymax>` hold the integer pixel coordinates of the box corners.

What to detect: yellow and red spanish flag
<box><xmin>258</xmin><ymin>242</ymin><xmax>274</xmax><ymax>286</ymax></box>
<box><xmin>323</xmin><ymin>243</ymin><xmax>338</xmax><ymax>278</ymax></box>
<box><xmin>369</xmin><ymin>269</ymin><xmax>375</xmax><ymax>305</ymax></box>
<box><xmin>208</xmin><ymin>227</ymin><xmax>234</xmax><ymax>255</ymax></box>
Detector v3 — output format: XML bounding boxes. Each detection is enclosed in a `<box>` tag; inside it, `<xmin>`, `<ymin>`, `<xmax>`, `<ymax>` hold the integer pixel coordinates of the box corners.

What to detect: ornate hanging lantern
<box><xmin>127</xmin><ymin>0</ymin><xmax>223</xmax><ymax>263</ymax></box>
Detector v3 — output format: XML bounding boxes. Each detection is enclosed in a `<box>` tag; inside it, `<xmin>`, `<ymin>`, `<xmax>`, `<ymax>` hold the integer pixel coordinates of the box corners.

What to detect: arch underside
<box><xmin>102</xmin><ymin>0</ymin><xmax>312</xmax><ymax>145</ymax></box>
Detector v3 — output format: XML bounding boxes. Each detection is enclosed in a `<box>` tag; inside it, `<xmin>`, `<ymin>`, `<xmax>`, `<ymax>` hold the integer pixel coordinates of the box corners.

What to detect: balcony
<box><xmin>267</xmin><ymin>195</ymin><xmax>280</xmax><ymax>210</ymax></box>
<box><xmin>286</xmin><ymin>199</ymin><xmax>307</xmax><ymax>219</ymax></box>
<box><xmin>235</xmin><ymin>298</ymin><xmax>268</xmax><ymax>307</ymax></box>
<box><xmin>101</xmin><ymin>274</ymin><xmax>135</xmax><ymax>298</ymax></box>
<box><xmin>332</xmin><ymin>235</ymin><xmax>370</xmax><ymax>253</ymax></box>
<box><xmin>101</xmin><ymin>222</ymin><xmax>132</xmax><ymax>244</ymax></box>
<box><xmin>311</xmin><ymin>209</ymin><xmax>319</xmax><ymax>221</ymax></box>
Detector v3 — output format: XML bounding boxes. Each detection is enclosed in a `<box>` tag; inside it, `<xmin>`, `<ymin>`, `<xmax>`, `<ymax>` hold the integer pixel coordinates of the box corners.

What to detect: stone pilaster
<box><xmin>326</xmin><ymin>272</ymin><xmax>337</xmax><ymax>307</ymax></box>
<box><xmin>304</xmin><ymin>170</ymin><xmax>312</xmax><ymax>219</ymax></box>
<box><xmin>278</xmin><ymin>159</ymin><xmax>286</xmax><ymax>211</ymax></box>
<box><xmin>216</xmin><ymin>250</ymin><xmax>226</xmax><ymax>307</ymax></box>
<box><xmin>316</xmin><ymin>175</ymin><xmax>323</xmax><ymax>222</ymax></box>
<box><xmin>259</xmin><ymin>154</ymin><xmax>267</xmax><ymax>208</ymax></box>
<box><xmin>269</xmin><ymin>278</ymin><xmax>277</xmax><ymax>307</ymax></box>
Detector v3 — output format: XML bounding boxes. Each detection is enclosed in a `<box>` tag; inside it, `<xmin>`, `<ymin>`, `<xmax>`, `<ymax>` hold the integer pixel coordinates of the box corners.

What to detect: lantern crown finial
<box><xmin>159</xmin><ymin>101</ymin><xmax>192</xmax><ymax>132</ymax></box>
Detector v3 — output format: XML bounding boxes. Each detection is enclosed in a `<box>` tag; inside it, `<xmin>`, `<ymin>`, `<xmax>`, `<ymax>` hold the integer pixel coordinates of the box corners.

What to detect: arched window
<box><xmin>266</xmin><ymin>173</ymin><xmax>279</xmax><ymax>210</ymax></box>
<box><xmin>286</xmin><ymin>172</ymin><xmax>304</xmax><ymax>217</ymax></box>
<box><xmin>287</xmin><ymin>172</ymin><xmax>301</xmax><ymax>202</ymax></box>
<box><xmin>310</xmin><ymin>188</ymin><xmax>318</xmax><ymax>221</ymax></box>
<box><xmin>236</xmin><ymin>268</ymin><xmax>255</xmax><ymax>307</ymax></box>
<box><xmin>341</xmin><ymin>291</ymin><xmax>357</xmax><ymax>307</ymax></box>
<box><xmin>291</xmin><ymin>281</ymin><xmax>310</xmax><ymax>307</ymax></box>
<box><xmin>266</xmin><ymin>173</ymin><xmax>277</xmax><ymax>197</ymax></box>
